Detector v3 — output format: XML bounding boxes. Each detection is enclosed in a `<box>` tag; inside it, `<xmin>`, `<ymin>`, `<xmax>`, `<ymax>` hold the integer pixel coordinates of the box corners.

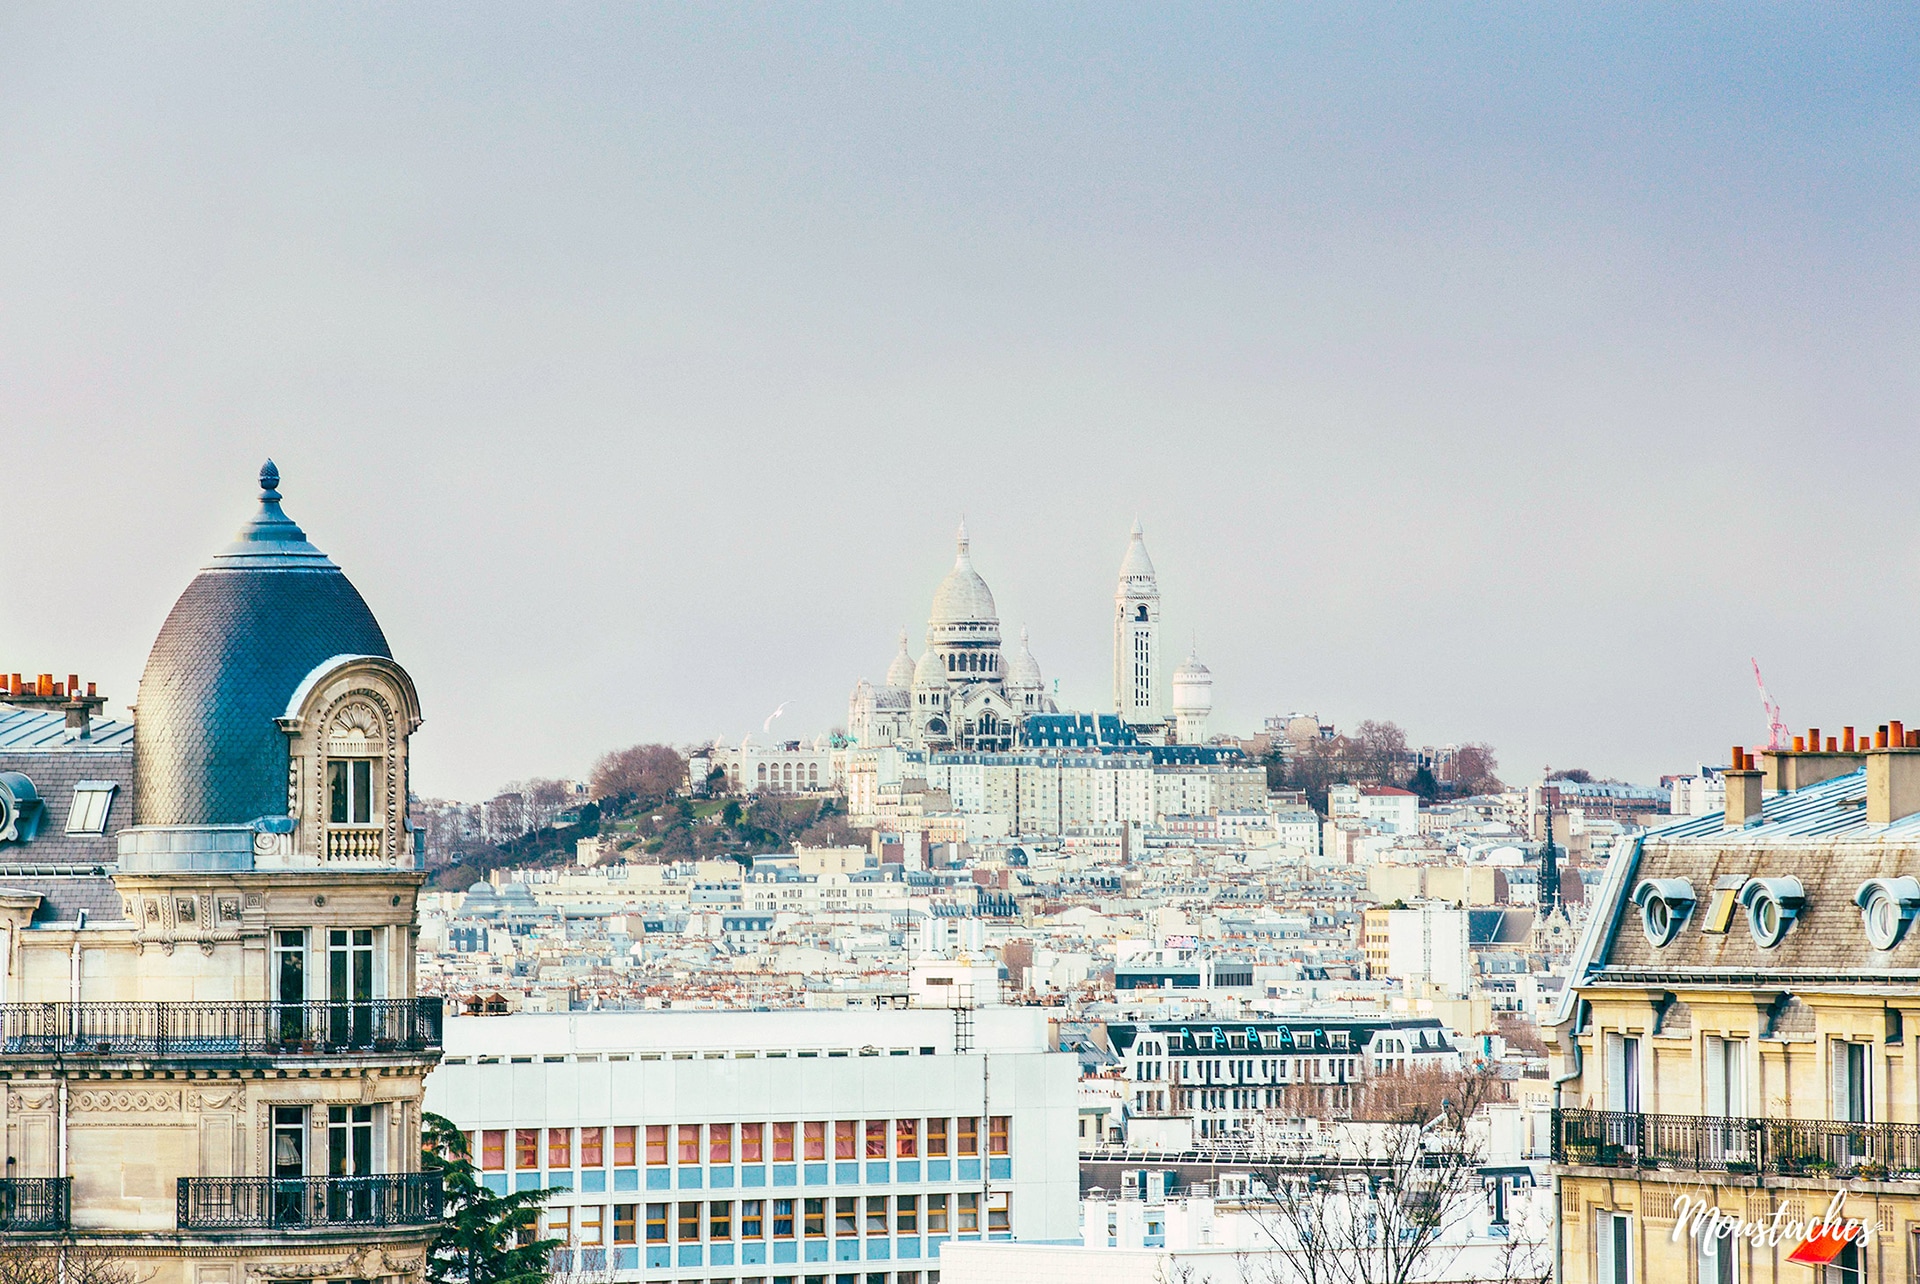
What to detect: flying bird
<box><xmin>763</xmin><ymin>702</ymin><xmax>790</xmax><ymax>733</ymax></box>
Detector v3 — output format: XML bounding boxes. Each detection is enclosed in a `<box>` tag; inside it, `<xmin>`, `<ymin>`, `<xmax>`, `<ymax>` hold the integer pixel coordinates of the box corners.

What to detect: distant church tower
<box><xmin>1113</xmin><ymin>519</ymin><xmax>1161</xmax><ymax>727</ymax></box>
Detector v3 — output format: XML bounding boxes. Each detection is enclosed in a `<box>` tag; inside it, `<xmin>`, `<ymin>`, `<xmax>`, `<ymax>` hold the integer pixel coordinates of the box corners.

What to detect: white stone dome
<box><xmin>929</xmin><ymin>520</ymin><xmax>1000</xmax><ymax>637</ymax></box>
<box><xmin>883</xmin><ymin>629</ymin><xmax>916</xmax><ymax>689</ymax></box>
<box><xmin>913</xmin><ymin>646</ymin><xmax>948</xmax><ymax>690</ymax></box>
<box><xmin>1004</xmin><ymin>626</ymin><xmax>1043</xmax><ymax>689</ymax></box>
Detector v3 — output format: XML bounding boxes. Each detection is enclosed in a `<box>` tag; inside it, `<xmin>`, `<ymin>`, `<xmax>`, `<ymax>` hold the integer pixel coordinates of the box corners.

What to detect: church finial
<box><xmin>956</xmin><ymin>517</ymin><xmax>970</xmax><ymax>551</ymax></box>
<box><xmin>259</xmin><ymin>459</ymin><xmax>281</xmax><ymax>500</ymax></box>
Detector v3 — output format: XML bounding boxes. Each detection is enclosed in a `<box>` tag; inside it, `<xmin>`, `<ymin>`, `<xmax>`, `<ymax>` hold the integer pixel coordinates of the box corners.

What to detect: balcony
<box><xmin>1554</xmin><ymin>1106</ymin><xmax>1920</xmax><ymax>1179</ymax></box>
<box><xmin>0</xmin><ymin>1178</ymin><xmax>71</xmax><ymax>1233</ymax></box>
<box><xmin>0</xmin><ymin>998</ymin><xmax>442</xmax><ymax>1059</ymax></box>
<box><xmin>326</xmin><ymin>827</ymin><xmax>385</xmax><ymax>861</ymax></box>
<box><xmin>177</xmin><ymin>1174</ymin><xmax>444</xmax><ymax>1230</ymax></box>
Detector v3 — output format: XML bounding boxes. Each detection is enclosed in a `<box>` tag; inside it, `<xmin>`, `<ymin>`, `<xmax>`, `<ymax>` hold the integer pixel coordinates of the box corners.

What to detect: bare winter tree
<box><xmin>1243</xmin><ymin>1063</ymin><xmax>1548</xmax><ymax>1284</ymax></box>
<box><xmin>1348</xmin><ymin>721</ymin><xmax>1411</xmax><ymax>787</ymax></box>
<box><xmin>1445</xmin><ymin>743</ymin><xmax>1503</xmax><ymax>796</ymax></box>
<box><xmin>588</xmin><ymin>743</ymin><xmax>687</xmax><ymax>806</ymax></box>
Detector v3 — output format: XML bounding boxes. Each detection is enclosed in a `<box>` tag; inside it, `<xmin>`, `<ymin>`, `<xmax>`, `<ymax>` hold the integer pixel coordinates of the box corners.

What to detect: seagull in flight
<box><xmin>763</xmin><ymin>702</ymin><xmax>791</xmax><ymax>733</ymax></box>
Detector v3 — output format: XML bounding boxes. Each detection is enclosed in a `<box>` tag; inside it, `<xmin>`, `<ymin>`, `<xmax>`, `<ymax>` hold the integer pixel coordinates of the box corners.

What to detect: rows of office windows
<box><xmin>475</xmin><ymin>1118</ymin><xmax>1012</xmax><ymax>1170</ymax></box>
<box><xmin>442</xmin><ymin>1047</ymin><xmax>940</xmax><ymax>1065</ymax></box>
<box><xmin>546</xmin><ymin>1268</ymin><xmax>939</xmax><ymax>1284</ymax></box>
<box><xmin>545</xmin><ymin>1194</ymin><xmax>1009</xmax><ymax>1245</ymax></box>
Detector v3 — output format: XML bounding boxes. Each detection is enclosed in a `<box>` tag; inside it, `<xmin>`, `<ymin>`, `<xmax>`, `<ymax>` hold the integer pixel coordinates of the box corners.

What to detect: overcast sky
<box><xmin>3</xmin><ymin>6</ymin><xmax>1917</xmax><ymax>800</ymax></box>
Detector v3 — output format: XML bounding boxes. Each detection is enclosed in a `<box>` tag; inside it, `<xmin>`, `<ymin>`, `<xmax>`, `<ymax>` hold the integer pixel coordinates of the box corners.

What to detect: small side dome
<box><xmin>1004</xmin><ymin>627</ymin><xmax>1043</xmax><ymax>689</ymax></box>
<box><xmin>1174</xmin><ymin>652</ymin><xmax>1210</xmax><ymax>679</ymax></box>
<box><xmin>913</xmin><ymin>647</ymin><xmax>948</xmax><ymax>690</ymax></box>
<box><xmin>884</xmin><ymin>629</ymin><xmax>916</xmax><ymax>689</ymax></box>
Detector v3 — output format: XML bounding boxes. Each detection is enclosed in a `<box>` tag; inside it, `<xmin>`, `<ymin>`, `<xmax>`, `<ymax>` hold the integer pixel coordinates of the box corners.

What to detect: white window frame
<box><xmin>65</xmin><ymin>781</ymin><xmax>118</xmax><ymax>835</ymax></box>
<box><xmin>1597</xmin><ymin>1210</ymin><xmax>1633</xmax><ymax>1284</ymax></box>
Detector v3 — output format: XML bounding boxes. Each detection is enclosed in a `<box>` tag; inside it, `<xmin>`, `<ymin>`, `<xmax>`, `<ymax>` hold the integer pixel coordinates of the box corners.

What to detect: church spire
<box><xmin>1539</xmin><ymin>772</ymin><xmax>1561</xmax><ymax>915</ymax></box>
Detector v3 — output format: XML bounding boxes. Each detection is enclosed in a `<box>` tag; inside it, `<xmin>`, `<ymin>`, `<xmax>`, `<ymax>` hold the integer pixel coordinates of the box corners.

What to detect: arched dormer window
<box><xmin>322</xmin><ymin>700</ymin><xmax>387</xmax><ymax>840</ymax></box>
<box><xmin>280</xmin><ymin>654</ymin><xmax>422</xmax><ymax>868</ymax></box>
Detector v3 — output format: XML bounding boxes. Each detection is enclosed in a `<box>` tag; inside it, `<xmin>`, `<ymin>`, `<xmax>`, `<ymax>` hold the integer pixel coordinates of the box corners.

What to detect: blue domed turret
<box><xmin>133</xmin><ymin>462</ymin><xmax>392</xmax><ymax>826</ymax></box>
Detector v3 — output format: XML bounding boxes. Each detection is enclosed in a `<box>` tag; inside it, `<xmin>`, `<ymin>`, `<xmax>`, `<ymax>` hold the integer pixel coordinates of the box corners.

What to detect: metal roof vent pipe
<box><xmin>1725</xmin><ymin>748</ymin><xmax>1764</xmax><ymax>828</ymax></box>
<box><xmin>1866</xmin><ymin>721</ymin><xmax>1920</xmax><ymax>825</ymax></box>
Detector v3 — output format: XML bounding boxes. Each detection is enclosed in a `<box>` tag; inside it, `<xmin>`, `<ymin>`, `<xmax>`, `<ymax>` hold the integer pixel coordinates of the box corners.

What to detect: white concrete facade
<box><xmin>424</xmin><ymin>1010</ymin><xmax>1081</xmax><ymax>1284</ymax></box>
<box><xmin>1382</xmin><ymin>906</ymin><xmax>1473</xmax><ymax>993</ymax></box>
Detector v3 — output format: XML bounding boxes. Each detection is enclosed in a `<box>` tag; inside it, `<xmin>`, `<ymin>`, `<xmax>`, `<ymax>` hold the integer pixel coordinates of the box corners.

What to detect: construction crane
<box><xmin>1751</xmin><ymin>658</ymin><xmax>1790</xmax><ymax>751</ymax></box>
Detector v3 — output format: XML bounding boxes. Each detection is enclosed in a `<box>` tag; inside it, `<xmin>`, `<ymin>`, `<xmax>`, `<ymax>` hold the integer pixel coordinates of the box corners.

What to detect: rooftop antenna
<box><xmin>1750</xmin><ymin>658</ymin><xmax>1789</xmax><ymax>751</ymax></box>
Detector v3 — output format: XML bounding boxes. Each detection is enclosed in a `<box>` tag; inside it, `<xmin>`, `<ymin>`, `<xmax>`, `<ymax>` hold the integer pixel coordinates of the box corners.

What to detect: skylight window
<box><xmin>66</xmin><ymin>781</ymin><xmax>118</xmax><ymax>835</ymax></box>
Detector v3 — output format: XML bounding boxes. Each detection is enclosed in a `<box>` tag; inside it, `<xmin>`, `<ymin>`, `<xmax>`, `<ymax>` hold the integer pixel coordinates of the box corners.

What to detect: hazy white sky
<box><xmin>3</xmin><ymin>6</ymin><xmax>1917</xmax><ymax>800</ymax></box>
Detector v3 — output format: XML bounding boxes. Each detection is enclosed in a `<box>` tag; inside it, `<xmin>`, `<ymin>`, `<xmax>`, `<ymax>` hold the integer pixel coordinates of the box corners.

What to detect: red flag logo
<box><xmin>1788</xmin><ymin>1226</ymin><xmax>1856</xmax><ymax>1266</ymax></box>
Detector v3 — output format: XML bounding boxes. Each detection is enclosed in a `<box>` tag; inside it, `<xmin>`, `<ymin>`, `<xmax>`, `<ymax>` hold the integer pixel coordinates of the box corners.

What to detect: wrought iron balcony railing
<box><xmin>177</xmin><ymin>1173</ymin><xmax>444</xmax><ymax>1230</ymax></box>
<box><xmin>0</xmin><ymin>1177</ymin><xmax>70</xmax><ymax>1232</ymax></box>
<box><xmin>0</xmin><ymin>998</ymin><xmax>442</xmax><ymax>1058</ymax></box>
<box><xmin>1554</xmin><ymin>1106</ymin><xmax>1920</xmax><ymax>1178</ymax></box>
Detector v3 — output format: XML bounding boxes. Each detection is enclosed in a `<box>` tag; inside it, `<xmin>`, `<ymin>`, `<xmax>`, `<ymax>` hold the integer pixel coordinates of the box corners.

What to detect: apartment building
<box><xmin>0</xmin><ymin>464</ymin><xmax>442</xmax><ymax>1281</ymax></box>
<box><xmin>1551</xmin><ymin>734</ymin><xmax>1920</xmax><ymax>1284</ymax></box>
<box><xmin>1108</xmin><ymin>1016</ymin><xmax>1461</xmax><ymax>1139</ymax></box>
<box><xmin>423</xmin><ymin>1008</ymin><xmax>1080</xmax><ymax>1284</ymax></box>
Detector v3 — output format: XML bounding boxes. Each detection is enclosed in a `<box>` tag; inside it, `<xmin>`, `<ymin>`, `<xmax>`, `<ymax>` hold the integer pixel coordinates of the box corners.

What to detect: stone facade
<box><xmin>1549</xmin><ymin>740</ymin><xmax>1920</xmax><ymax>1284</ymax></box>
<box><xmin>0</xmin><ymin>464</ymin><xmax>441</xmax><ymax>1284</ymax></box>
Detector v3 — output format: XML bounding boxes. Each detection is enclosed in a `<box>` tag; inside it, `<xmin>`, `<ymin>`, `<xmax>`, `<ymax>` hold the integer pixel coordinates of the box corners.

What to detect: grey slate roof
<box><xmin>1584</xmin><ymin>768</ymin><xmax>1920</xmax><ymax>985</ymax></box>
<box><xmin>0</xmin><ymin>875</ymin><xmax>129</xmax><ymax>926</ymax></box>
<box><xmin>0</xmin><ymin>706</ymin><xmax>135</xmax><ymax>867</ymax></box>
<box><xmin>133</xmin><ymin>465</ymin><xmax>391</xmax><ymax>827</ymax></box>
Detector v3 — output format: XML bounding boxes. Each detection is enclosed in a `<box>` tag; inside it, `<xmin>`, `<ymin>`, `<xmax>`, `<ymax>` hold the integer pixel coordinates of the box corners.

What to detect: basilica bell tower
<box><xmin>1113</xmin><ymin>519</ymin><xmax>1161</xmax><ymax>728</ymax></box>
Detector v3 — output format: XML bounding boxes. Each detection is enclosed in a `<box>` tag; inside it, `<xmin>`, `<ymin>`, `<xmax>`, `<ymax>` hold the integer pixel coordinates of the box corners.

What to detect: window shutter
<box><xmin>1705</xmin><ymin>1037</ymin><xmax>1727</xmax><ymax>1116</ymax></box>
<box><xmin>1605</xmin><ymin>1034</ymin><xmax>1626</xmax><ymax>1112</ymax></box>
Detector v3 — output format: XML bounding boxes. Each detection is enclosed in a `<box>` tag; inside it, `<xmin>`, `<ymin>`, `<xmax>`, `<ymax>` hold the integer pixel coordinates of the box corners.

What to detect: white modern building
<box><xmin>1327</xmin><ymin>783</ymin><xmax>1421</xmax><ymax>834</ymax></box>
<box><xmin>423</xmin><ymin>1009</ymin><xmax>1081</xmax><ymax>1284</ymax></box>
<box><xmin>1380</xmin><ymin>904</ymin><xmax>1475</xmax><ymax>993</ymax></box>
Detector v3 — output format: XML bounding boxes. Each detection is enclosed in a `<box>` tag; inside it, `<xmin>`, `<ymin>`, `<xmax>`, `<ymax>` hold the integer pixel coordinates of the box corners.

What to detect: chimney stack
<box><xmin>1725</xmin><ymin>747</ymin><xmax>1765</xmax><ymax>828</ymax></box>
<box><xmin>1867</xmin><ymin>724</ymin><xmax>1920</xmax><ymax>825</ymax></box>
